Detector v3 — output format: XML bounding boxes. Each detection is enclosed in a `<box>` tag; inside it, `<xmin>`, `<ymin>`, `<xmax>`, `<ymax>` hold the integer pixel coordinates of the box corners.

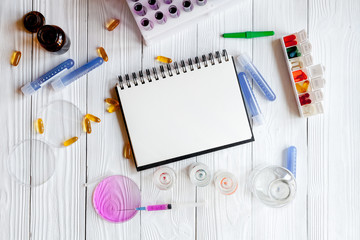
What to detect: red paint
<box><xmin>285</xmin><ymin>40</ymin><xmax>297</xmax><ymax>47</ymax></box>
<box><xmin>293</xmin><ymin>70</ymin><xmax>308</xmax><ymax>82</ymax></box>
<box><xmin>284</xmin><ymin>34</ymin><xmax>296</xmax><ymax>43</ymax></box>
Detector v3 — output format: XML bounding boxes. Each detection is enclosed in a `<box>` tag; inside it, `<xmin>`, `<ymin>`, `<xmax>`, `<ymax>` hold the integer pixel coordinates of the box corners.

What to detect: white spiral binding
<box><xmin>117</xmin><ymin>49</ymin><xmax>229</xmax><ymax>90</ymax></box>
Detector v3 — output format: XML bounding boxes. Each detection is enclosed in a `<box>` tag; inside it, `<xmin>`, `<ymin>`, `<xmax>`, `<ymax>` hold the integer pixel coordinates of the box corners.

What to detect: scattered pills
<box><xmin>107</xmin><ymin>104</ymin><xmax>120</xmax><ymax>113</ymax></box>
<box><xmin>83</xmin><ymin>117</ymin><xmax>92</xmax><ymax>134</ymax></box>
<box><xmin>293</xmin><ymin>70</ymin><xmax>308</xmax><ymax>82</ymax></box>
<box><xmin>85</xmin><ymin>114</ymin><xmax>101</xmax><ymax>123</ymax></box>
<box><xmin>105</xmin><ymin>98</ymin><xmax>119</xmax><ymax>105</ymax></box>
<box><xmin>97</xmin><ymin>47</ymin><xmax>108</xmax><ymax>62</ymax></box>
<box><xmin>106</xmin><ymin>18</ymin><xmax>120</xmax><ymax>31</ymax></box>
<box><xmin>156</xmin><ymin>56</ymin><xmax>172</xmax><ymax>64</ymax></box>
<box><xmin>63</xmin><ymin>136</ymin><xmax>78</xmax><ymax>147</ymax></box>
<box><xmin>123</xmin><ymin>143</ymin><xmax>131</xmax><ymax>159</ymax></box>
<box><xmin>10</xmin><ymin>51</ymin><xmax>22</xmax><ymax>66</ymax></box>
<box><xmin>295</xmin><ymin>80</ymin><xmax>310</xmax><ymax>93</ymax></box>
<box><xmin>35</xmin><ymin>118</ymin><xmax>44</xmax><ymax>134</ymax></box>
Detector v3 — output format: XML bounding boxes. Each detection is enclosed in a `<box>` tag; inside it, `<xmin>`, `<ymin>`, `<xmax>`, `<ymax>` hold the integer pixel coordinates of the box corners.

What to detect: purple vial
<box><xmin>168</xmin><ymin>5</ymin><xmax>180</xmax><ymax>18</ymax></box>
<box><xmin>182</xmin><ymin>0</ymin><xmax>193</xmax><ymax>12</ymax></box>
<box><xmin>148</xmin><ymin>0</ymin><xmax>159</xmax><ymax>10</ymax></box>
<box><xmin>163</xmin><ymin>0</ymin><xmax>172</xmax><ymax>4</ymax></box>
<box><xmin>141</xmin><ymin>18</ymin><xmax>154</xmax><ymax>31</ymax></box>
<box><xmin>196</xmin><ymin>0</ymin><xmax>207</xmax><ymax>6</ymax></box>
<box><xmin>155</xmin><ymin>11</ymin><xmax>167</xmax><ymax>24</ymax></box>
<box><xmin>134</xmin><ymin>3</ymin><xmax>147</xmax><ymax>16</ymax></box>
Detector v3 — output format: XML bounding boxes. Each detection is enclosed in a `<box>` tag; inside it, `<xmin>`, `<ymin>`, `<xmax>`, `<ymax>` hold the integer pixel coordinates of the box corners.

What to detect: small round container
<box><xmin>188</xmin><ymin>162</ymin><xmax>211</xmax><ymax>187</ymax></box>
<box><xmin>214</xmin><ymin>171</ymin><xmax>238</xmax><ymax>195</ymax></box>
<box><xmin>153</xmin><ymin>167</ymin><xmax>176</xmax><ymax>190</ymax></box>
<box><xmin>23</xmin><ymin>11</ymin><xmax>45</xmax><ymax>33</ymax></box>
<box><xmin>247</xmin><ymin>165</ymin><xmax>297</xmax><ymax>207</ymax></box>
<box><xmin>37</xmin><ymin>25</ymin><xmax>71</xmax><ymax>54</ymax></box>
<box><xmin>7</xmin><ymin>139</ymin><xmax>56</xmax><ymax>187</ymax></box>
<box><xmin>36</xmin><ymin>100</ymin><xmax>85</xmax><ymax>148</ymax></box>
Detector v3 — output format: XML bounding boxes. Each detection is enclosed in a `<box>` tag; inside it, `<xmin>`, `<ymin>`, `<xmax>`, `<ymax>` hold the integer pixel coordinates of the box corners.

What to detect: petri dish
<box><xmin>93</xmin><ymin>175</ymin><xmax>141</xmax><ymax>223</ymax></box>
<box><xmin>36</xmin><ymin>100</ymin><xmax>84</xmax><ymax>148</ymax></box>
<box><xmin>7</xmin><ymin>139</ymin><xmax>56</xmax><ymax>187</ymax></box>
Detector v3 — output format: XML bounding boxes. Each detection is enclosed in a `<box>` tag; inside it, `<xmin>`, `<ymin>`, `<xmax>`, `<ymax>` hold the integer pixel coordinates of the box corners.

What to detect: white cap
<box><xmin>51</xmin><ymin>78</ymin><xmax>65</xmax><ymax>91</ymax></box>
<box><xmin>253</xmin><ymin>114</ymin><xmax>265</xmax><ymax>126</ymax></box>
<box><xmin>21</xmin><ymin>83</ymin><xmax>36</xmax><ymax>96</ymax></box>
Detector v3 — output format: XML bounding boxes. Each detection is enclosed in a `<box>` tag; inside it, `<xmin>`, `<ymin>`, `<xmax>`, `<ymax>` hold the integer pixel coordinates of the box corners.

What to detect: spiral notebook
<box><xmin>115</xmin><ymin>50</ymin><xmax>254</xmax><ymax>171</ymax></box>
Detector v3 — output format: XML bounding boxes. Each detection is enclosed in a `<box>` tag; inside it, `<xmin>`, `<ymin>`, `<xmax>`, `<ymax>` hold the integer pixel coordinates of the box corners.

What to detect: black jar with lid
<box><xmin>37</xmin><ymin>25</ymin><xmax>71</xmax><ymax>55</ymax></box>
<box><xmin>23</xmin><ymin>11</ymin><xmax>45</xmax><ymax>33</ymax></box>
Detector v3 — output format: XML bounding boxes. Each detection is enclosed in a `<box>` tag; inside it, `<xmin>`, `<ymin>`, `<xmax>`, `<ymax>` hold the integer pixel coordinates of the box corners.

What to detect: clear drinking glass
<box><xmin>248</xmin><ymin>165</ymin><xmax>296</xmax><ymax>207</ymax></box>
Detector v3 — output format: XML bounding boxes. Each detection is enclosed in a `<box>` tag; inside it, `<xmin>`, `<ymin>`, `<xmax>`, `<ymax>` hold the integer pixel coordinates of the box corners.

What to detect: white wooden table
<box><xmin>1</xmin><ymin>0</ymin><xmax>359</xmax><ymax>239</ymax></box>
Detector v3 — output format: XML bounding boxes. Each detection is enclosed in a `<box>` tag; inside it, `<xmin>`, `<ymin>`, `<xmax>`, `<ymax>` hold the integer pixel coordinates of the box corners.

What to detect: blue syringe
<box><xmin>237</xmin><ymin>72</ymin><xmax>264</xmax><ymax>125</ymax></box>
<box><xmin>51</xmin><ymin>57</ymin><xmax>104</xmax><ymax>91</ymax></box>
<box><xmin>237</xmin><ymin>53</ymin><xmax>276</xmax><ymax>101</ymax></box>
<box><xmin>21</xmin><ymin>59</ymin><xmax>74</xmax><ymax>95</ymax></box>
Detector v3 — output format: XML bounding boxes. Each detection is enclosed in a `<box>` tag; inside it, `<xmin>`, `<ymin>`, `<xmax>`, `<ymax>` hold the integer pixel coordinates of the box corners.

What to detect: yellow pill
<box><xmin>63</xmin><ymin>136</ymin><xmax>78</xmax><ymax>146</ymax></box>
<box><xmin>35</xmin><ymin>118</ymin><xmax>44</xmax><ymax>134</ymax></box>
<box><xmin>105</xmin><ymin>98</ymin><xmax>119</xmax><ymax>105</ymax></box>
<box><xmin>10</xmin><ymin>51</ymin><xmax>22</xmax><ymax>66</ymax></box>
<box><xmin>97</xmin><ymin>47</ymin><xmax>108</xmax><ymax>62</ymax></box>
<box><xmin>123</xmin><ymin>143</ymin><xmax>131</xmax><ymax>159</ymax></box>
<box><xmin>107</xmin><ymin>104</ymin><xmax>120</xmax><ymax>113</ymax></box>
<box><xmin>106</xmin><ymin>18</ymin><xmax>120</xmax><ymax>31</ymax></box>
<box><xmin>85</xmin><ymin>114</ymin><xmax>101</xmax><ymax>123</ymax></box>
<box><xmin>82</xmin><ymin>117</ymin><xmax>92</xmax><ymax>134</ymax></box>
<box><xmin>156</xmin><ymin>56</ymin><xmax>172</xmax><ymax>64</ymax></box>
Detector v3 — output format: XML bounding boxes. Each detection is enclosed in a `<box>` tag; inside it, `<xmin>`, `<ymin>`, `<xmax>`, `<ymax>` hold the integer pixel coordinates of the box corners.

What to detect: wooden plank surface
<box><xmin>0</xmin><ymin>0</ymin><xmax>360</xmax><ymax>239</ymax></box>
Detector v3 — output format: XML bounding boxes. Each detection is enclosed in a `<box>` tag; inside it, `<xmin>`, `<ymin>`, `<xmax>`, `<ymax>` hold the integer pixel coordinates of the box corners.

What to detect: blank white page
<box><xmin>117</xmin><ymin>56</ymin><xmax>253</xmax><ymax>169</ymax></box>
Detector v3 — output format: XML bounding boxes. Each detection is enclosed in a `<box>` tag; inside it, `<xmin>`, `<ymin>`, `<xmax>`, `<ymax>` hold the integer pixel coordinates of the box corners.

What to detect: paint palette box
<box><xmin>280</xmin><ymin>30</ymin><xmax>326</xmax><ymax>117</ymax></box>
<box><xmin>126</xmin><ymin>0</ymin><xmax>239</xmax><ymax>45</ymax></box>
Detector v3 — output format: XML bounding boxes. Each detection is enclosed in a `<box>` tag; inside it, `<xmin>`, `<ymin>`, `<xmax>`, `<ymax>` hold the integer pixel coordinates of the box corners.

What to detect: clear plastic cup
<box><xmin>153</xmin><ymin>167</ymin><xmax>176</xmax><ymax>190</ymax></box>
<box><xmin>248</xmin><ymin>165</ymin><xmax>296</xmax><ymax>207</ymax></box>
<box><xmin>188</xmin><ymin>162</ymin><xmax>211</xmax><ymax>187</ymax></box>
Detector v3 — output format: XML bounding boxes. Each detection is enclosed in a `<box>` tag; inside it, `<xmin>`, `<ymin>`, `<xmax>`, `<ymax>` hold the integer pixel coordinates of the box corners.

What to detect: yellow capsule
<box><xmin>85</xmin><ymin>114</ymin><xmax>101</xmax><ymax>123</ymax></box>
<box><xmin>35</xmin><ymin>118</ymin><xmax>44</xmax><ymax>134</ymax></box>
<box><xmin>156</xmin><ymin>56</ymin><xmax>172</xmax><ymax>64</ymax></box>
<box><xmin>107</xmin><ymin>104</ymin><xmax>120</xmax><ymax>113</ymax></box>
<box><xmin>10</xmin><ymin>51</ymin><xmax>22</xmax><ymax>66</ymax></box>
<box><xmin>82</xmin><ymin>117</ymin><xmax>92</xmax><ymax>134</ymax></box>
<box><xmin>63</xmin><ymin>136</ymin><xmax>78</xmax><ymax>147</ymax></box>
<box><xmin>123</xmin><ymin>143</ymin><xmax>131</xmax><ymax>159</ymax></box>
<box><xmin>97</xmin><ymin>47</ymin><xmax>108</xmax><ymax>62</ymax></box>
<box><xmin>105</xmin><ymin>98</ymin><xmax>119</xmax><ymax>105</ymax></box>
<box><xmin>106</xmin><ymin>18</ymin><xmax>120</xmax><ymax>31</ymax></box>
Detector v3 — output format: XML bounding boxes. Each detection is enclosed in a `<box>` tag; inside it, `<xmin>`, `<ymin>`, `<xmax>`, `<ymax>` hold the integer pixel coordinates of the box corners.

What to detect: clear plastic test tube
<box><xmin>237</xmin><ymin>53</ymin><xmax>276</xmax><ymax>101</ymax></box>
<box><xmin>182</xmin><ymin>0</ymin><xmax>194</xmax><ymax>12</ymax></box>
<box><xmin>140</xmin><ymin>18</ymin><xmax>154</xmax><ymax>31</ymax></box>
<box><xmin>148</xmin><ymin>0</ymin><xmax>159</xmax><ymax>10</ymax></box>
<box><xmin>168</xmin><ymin>5</ymin><xmax>180</xmax><ymax>18</ymax></box>
<box><xmin>155</xmin><ymin>11</ymin><xmax>167</xmax><ymax>24</ymax></box>
<box><xmin>134</xmin><ymin>3</ymin><xmax>147</xmax><ymax>16</ymax></box>
<box><xmin>237</xmin><ymin>72</ymin><xmax>264</xmax><ymax>125</ymax></box>
<box><xmin>196</xmin><ymin>0</ymin><xmax>207</xmax><ymax>6</ymax></box>
<box><xmin>51</xmin><ymin>57</ymin><xmax>104</xmax><ymax>91</ymax></box>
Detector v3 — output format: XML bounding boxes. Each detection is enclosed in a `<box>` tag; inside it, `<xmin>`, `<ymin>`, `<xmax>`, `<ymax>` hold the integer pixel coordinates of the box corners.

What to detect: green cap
<box><xmin>223</xmin><ymin>31</ymin><xmax>275</xmax><ymax>39</ymax></box>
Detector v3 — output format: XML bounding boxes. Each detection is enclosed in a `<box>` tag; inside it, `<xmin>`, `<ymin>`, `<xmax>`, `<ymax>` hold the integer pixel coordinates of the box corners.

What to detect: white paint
<box><xmin>0</xmin><ymin>0</ymin><xmax>359</xmax><ymax>239</ymax></box>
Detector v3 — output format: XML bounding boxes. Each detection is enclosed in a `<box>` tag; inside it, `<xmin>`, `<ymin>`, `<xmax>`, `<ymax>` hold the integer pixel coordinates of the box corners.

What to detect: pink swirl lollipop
<box><xmin>92</xmin><ymin>175</ymin><xmax>141</xmax><ymax>223</ymax></box>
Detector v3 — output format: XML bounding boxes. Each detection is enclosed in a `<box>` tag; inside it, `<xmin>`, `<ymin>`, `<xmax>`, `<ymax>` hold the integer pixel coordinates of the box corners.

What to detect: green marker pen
<box><xmin>223</xmin><ymin>31</ymin><xmax>274</xmax><ymax>39</ymax></box>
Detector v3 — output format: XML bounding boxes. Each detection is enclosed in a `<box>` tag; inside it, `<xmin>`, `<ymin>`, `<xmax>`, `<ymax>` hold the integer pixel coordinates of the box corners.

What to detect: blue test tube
<box><xmin>286</xmin><ymin>146</ymin><xmax>297</xmax><ymax>178</ymax></box>
<box><xmin>237</xmin><ymin>53</ymin><xmax>276</xmax><ymax>101</ymax></box>
<box><xmin>51</xmin><ymin>57</ymin><xmax>104</xmax><ymax>91</ymax></box>
<box><xmin>237</xmin><ymin>72</ymin><xmax>264</xmax><ymax>125</ymax></box>
<box><xmin>21</xmin><ymin>59</ymin><xmax>74</xmax><ymax>95</ymax></box>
